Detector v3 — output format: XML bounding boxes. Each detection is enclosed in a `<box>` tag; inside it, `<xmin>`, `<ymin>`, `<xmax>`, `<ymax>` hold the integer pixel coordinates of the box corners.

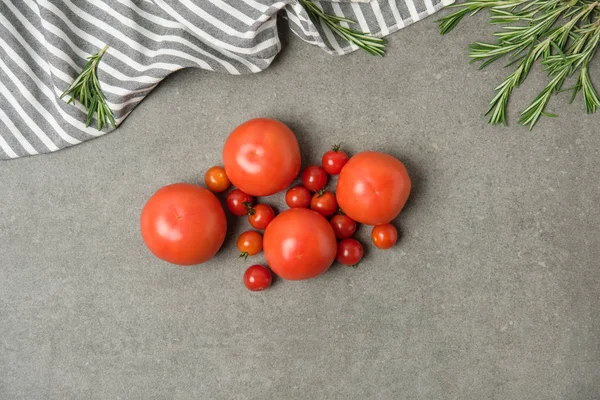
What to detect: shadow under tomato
<box><xmin>387</xmin><ymin>152</ymin><xmax>425</xmax><ymax>218</ymax></box>
<box><xmin>276</xmin><ymin>120</ymin><xmax>321</xmax><ymax>168</ymax></box>
<box><xmin>216</xmin><ymin>188</ymin><xmax>243</xmax><ymax>253</ymax></box>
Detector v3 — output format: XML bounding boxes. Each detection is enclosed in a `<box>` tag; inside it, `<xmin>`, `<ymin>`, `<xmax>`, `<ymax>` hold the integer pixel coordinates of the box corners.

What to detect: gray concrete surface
<box><xmin>1</xmin><ymin>14</ymin><xmax>599</xmax><ymax>400</ymax></box>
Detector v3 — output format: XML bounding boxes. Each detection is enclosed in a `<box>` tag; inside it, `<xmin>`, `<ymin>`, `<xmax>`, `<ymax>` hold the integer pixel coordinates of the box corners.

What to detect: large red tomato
<box><xmin>263</xmin><ymin>208</ymin><xmax>337</xmax><ymax>280</ymax></box>
<box><xmin>336</xmin><ymin>152</ymin><xmax>411</xmax><ymax>225</ymax></box>
<box><xmin>223</xmin><ymin>118</ymin><xmax>301</xmax><ymax>196</ymax></box>
<box><xmin>140</xmin><ymin>183</ymin><xmax>227</xmax><ymax>266</ymax></box>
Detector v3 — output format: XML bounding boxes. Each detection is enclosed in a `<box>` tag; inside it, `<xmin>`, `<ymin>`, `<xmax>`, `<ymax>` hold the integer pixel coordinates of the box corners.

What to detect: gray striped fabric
<box><xmin>0</xmin><ymin>0</ymin><xmax>452</xmax><ymax>160</ymax></box>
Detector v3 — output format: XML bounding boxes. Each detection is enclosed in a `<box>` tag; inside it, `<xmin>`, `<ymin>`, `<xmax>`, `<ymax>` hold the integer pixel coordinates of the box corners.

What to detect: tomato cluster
<box><xmin>140</xmin><ymin>118</ymin><xmax>411</xmax><ymax>292</ymax></box>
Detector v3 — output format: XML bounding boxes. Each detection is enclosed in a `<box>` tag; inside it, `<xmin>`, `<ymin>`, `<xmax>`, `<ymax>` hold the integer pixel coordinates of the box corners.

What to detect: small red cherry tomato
<box><xmin>371</xmin><ymin>224</ymin><xmax>398</xmax><ymax>249</ymax></box>
<box><xmin>285</xmin><ymin>185</ymin><xmax>311</xmax><ymax>208</ymax></box>
<box><xmin>336</xmin><ymin>239</ymin><xmax>363</xmax><ymax>266</ymax></box>
<box><xmin>310</xmin><ymin>191</ymin><xmax>337</xmax><ymax>217</ymax></box>
<box><xmin>236</xmin><ymin>230</ymin><xmax>263</xmax><ymax>259</ymax></box>
<box><xmin>330</xmin><ymin>214</ymin><xmax>357</xmax><ymax>239</ymax></box>
<box><xmin>204</xmin><ymin>166</ymin><xmax>231</xmax><ymax>193</ymax></box>
<box><xmin>322</xmin><ymin>144</ymin><xmax>349</xmax><ymax>175</ymax></box>
<box><xmin>226</xmin><ymin>189</ymin><xmax>253</xmax><ymax>216</ymax></box>
<box><xmin>247</xmin><ymin>203</ymin><xmax>275</xmax><ymax>230</ymax></box>
<box><xmin>243</xmin><ymin>265</ymin><xmax>272</xmax><ymax>291</ymax></box>
<box><xmin>301</xmin><ymin>165</ymin><xmax>327</xmax><ymax>192</ymax></box>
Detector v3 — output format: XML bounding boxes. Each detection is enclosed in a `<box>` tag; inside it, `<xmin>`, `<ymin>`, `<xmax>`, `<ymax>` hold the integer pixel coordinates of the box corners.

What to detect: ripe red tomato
<box><xmin>226</xmin><ymin>189</ymin><xmax>253</xmax><ymax>216</ymax></box>
<box><xmin>140</xmin><ymin>183</ymin><xmax>227</xmax><ymax>265</ymax></box>
<box><xmin>247</xmin><ymin>203</ymin><xmax>275</xmax><ymax>230</ymax></box>
<box><xmin>301</xmin><ymin>165</ymin><xmax>327</xmax><ymax>192</ymax></box>
<box><xmin>336</xmin><ymin>152</ymin><xmax>411</xmax><ymax>225</ymax></box>
<box><xmin>322</xmin><ymin>145</ymin><xmax>349</xmax><ymax>175</ymax></box>
<box><xmin>372</xmin><ymin>224</ymin><xmax>398</xmax><ymax>249</ymax></box>
<box><xmin>336</xmin><ymin>239</ymin><xmax>363</xmax><ymax>266</ymax></box>
<box><xmin>237</xmin><ymin>230</ymin><xmax>263</xmax><ymax>259</ymax></box>
<box><xmin>223</xmin><ymin>118</ymin><xmax>301</xmax><ymax>196</ymax></box>
<box><xmin>204</xmin><ymin>166</ymin><xmax>231</xmax><ymax>193</ymax></box>
<box><xmin>310</xmin><ymin>191</ymin><xmax>337</xmax><ymax>217</ymax></box>
<box><xmin>263</xmin><ymin>208</ymin><xmax>337</xmax><ymax>280</ymax></box>
<box><xmin>285</xmin><ymin>185</ymin><xmax>311</xmax><ymax>208</ymax></box>
<box><xmin>330</xmin><ymin>214</ymin><xmax>356</xmax><ymax>239</ymax></box>
<box><xmin>243</xmin><ymin>265</ymin><xmax>272</xmax><ymax>291</ymax></box>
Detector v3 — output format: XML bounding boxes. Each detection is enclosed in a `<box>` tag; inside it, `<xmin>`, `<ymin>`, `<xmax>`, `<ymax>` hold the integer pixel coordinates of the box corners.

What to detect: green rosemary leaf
<box><xmin>519</xmin><ymin>68</ymin><xmax>570</xmax><ymax>129</ymax></box>
<box><xmin>438</xmin><ymin>0</ymin><xmax>600</xmax><ymax>128</ymax></box>
<box><xmin>61</xmin><ymin>45</ymin><xmax>115</xmax><ymax>130</ymax></box>
<box><xmin>438</xmin><ymin>9</ymin><xmax>470</xmax><ymax>34</ymax></box>
<box><xmin>300</xmin><ymin>0</ymin><xmax>385</xmax><ymax>56</ymax></box>
<box><xmin>579</xmin><ymin>60</ymin><xmax>600</xmax><ymax>112</ymax></box>
<box><xmin>550</xmin><ymin>41</ymin><xmax>567</xmax><ymax>57</ymax></box>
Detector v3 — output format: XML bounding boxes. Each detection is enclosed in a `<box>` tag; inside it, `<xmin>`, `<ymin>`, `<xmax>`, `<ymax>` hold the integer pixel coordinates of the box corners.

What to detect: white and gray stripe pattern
<box><xmin>0</xmin><ymin>0</ymin><xmax>452</xmax><ymax>160</ymax></box>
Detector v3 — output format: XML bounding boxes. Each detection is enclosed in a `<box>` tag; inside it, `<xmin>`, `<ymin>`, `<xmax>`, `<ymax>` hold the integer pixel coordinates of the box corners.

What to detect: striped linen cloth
<box><xmin>0</xmin><ymin>0</ymin><xmax>452</xmax><ymax>160</ymax></box>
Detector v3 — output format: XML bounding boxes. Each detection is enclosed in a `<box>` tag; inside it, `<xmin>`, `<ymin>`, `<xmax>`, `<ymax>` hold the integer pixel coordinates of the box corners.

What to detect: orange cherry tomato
<box><xmin>371</xmin><ymin>224</ymin><xmax>398</xmax><ymax>249</ymax></box>
<box><xmin>237</xmin><ymin>230</ymin><xmax>263</xmax><ymax>259</ymax></box>
<box><xmin>204</xmin><ymin>166</ymin><xmax>231</xmax><ymax>193</ymax></box>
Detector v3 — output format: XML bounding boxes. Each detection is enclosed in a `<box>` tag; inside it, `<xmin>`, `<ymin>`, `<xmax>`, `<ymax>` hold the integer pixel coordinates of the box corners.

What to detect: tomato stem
<box><xmin>239</xmin><ymin>252</ymin><xmax>249</xmax><ymax>260</ymax></box>
<box><xmin>316</xmin><ymin>189</ymin><xmax>326</xmax><ymax>198</ymax></box>
<box><xmin>332</xmin><ymin>144</ymin><xmax>341</xmax><ymax>152</ymax></box>
<box><xmin>243</xmin><ymin>202</ymin><xmax>255</xmax><ymax>216</ymax></box>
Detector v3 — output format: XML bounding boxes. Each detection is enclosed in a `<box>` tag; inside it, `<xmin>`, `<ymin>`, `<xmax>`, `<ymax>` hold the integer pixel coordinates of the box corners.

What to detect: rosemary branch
<box><xmin>60</xmin><ymin>45</ymin><xmax>115</xmax><ymax>131</ymax></box>
<box><xmin>299</xmin><ymin>0</ymin><xmax>386</xmax><ymax>56</ymax></box>
<box><xmin>438</xmin><ymin>0</ymin><xmax>600</xmax><ymax>129</ymax></box>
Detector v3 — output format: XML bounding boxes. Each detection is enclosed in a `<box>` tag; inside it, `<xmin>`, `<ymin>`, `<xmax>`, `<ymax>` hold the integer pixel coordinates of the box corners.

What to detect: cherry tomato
<box><xmin>237</xmin><ymin>230</ymin><xmax>263</xmax><ymax>259</ymax></box>
<box><xmin>223</xmin><ymin>118</ymin><xmax>301</xmax><ymax>196</ymax></box>
<box><xmin>226</xmin><ymin>189</ymin><xmax>253</xmax><ymax>217</ymax></box>
<box><xmin>285</xmin><ymin>185</ymin><xmax>311</xmax><ymax>208</ymax></box>
<box><xmin>140</xmin><ymin>183</ymin><xmax>227</xmax><ymax>265</ymax></box>
<box><xmin>322</xmin><ymin>144</ymin><xmax>349</xmax><ymax>175</ymax></box>
<box><xmin>301</xmin><ymin>165</ymin><xmax>327</xmax><ymax>192</ymax></box>
<box><xmin>204</xmin><ymin>166</ymin><xmax>231</xmax><ymax>193</ymax></box>
<box><xmin>247</xmin><ymin>203</ymin><xmax>275</xmax><ymax>230</ymax></box>
<box><xmin>243</xmin><ymin>265</ymin><xmax>272</xmax><ymax>291</ymax></box>
<box><xmin>371</xmin><ymin>224</ymin><xmax>398</xmax><ymax>249</ymax></box>
<box><xmin>336</xmin><ymin>152</ymin><xmax>411</xmax><ymax>225</ymax></box>
<box><xmin>336</xmin><ymin>239</ymin><xmax>364</xmax><ymax>266</ymax></box>
<box><xmin>330</xmin><ymin>214</ymin><xmax>357</xmax><ymax>239</ymax></box>
<box><xmin>310</xmin><ymin>191</ymin><xmax>337</xmax><ymax>217</ymax></box>
<box><xmin>263</xmin><ymin>208</ymin><xmax>337</xmax><ymax>280</ymax></box>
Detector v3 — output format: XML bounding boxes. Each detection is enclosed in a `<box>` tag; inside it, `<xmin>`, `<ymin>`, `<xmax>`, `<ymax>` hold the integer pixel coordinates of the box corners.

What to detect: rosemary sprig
<box><xmin>60</xmin><ymin>45</ymin><xmax>115</xmax><ymax>131</ymax></box>
<box><xmin>438</xmin><ymin>0</ymin><xmax>600</xmax><ymax>129</ymax></box>
<box><xmin>438</xmin><ymin>0</ymin><xmax>525</xmax><ymax>35</ymax></box>
<box><xmin>299</xmin><ymin>0</ymin><xmax>386</xmax><ymax>56</ymax></box>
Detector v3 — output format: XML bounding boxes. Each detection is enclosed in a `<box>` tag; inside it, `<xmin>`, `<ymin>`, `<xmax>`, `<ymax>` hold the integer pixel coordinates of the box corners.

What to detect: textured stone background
<box><xmin>1</xmin><ymin>15</ymin><xmax>599</xmax><ymax>400</ymax></box>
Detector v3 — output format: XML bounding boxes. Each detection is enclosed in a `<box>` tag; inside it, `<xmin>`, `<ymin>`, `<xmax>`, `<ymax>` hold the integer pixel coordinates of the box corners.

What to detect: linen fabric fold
<box><xmin>0</xmin><ymin>0</ymin><xmax>451</xmax><ymax>160</ymax></box>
